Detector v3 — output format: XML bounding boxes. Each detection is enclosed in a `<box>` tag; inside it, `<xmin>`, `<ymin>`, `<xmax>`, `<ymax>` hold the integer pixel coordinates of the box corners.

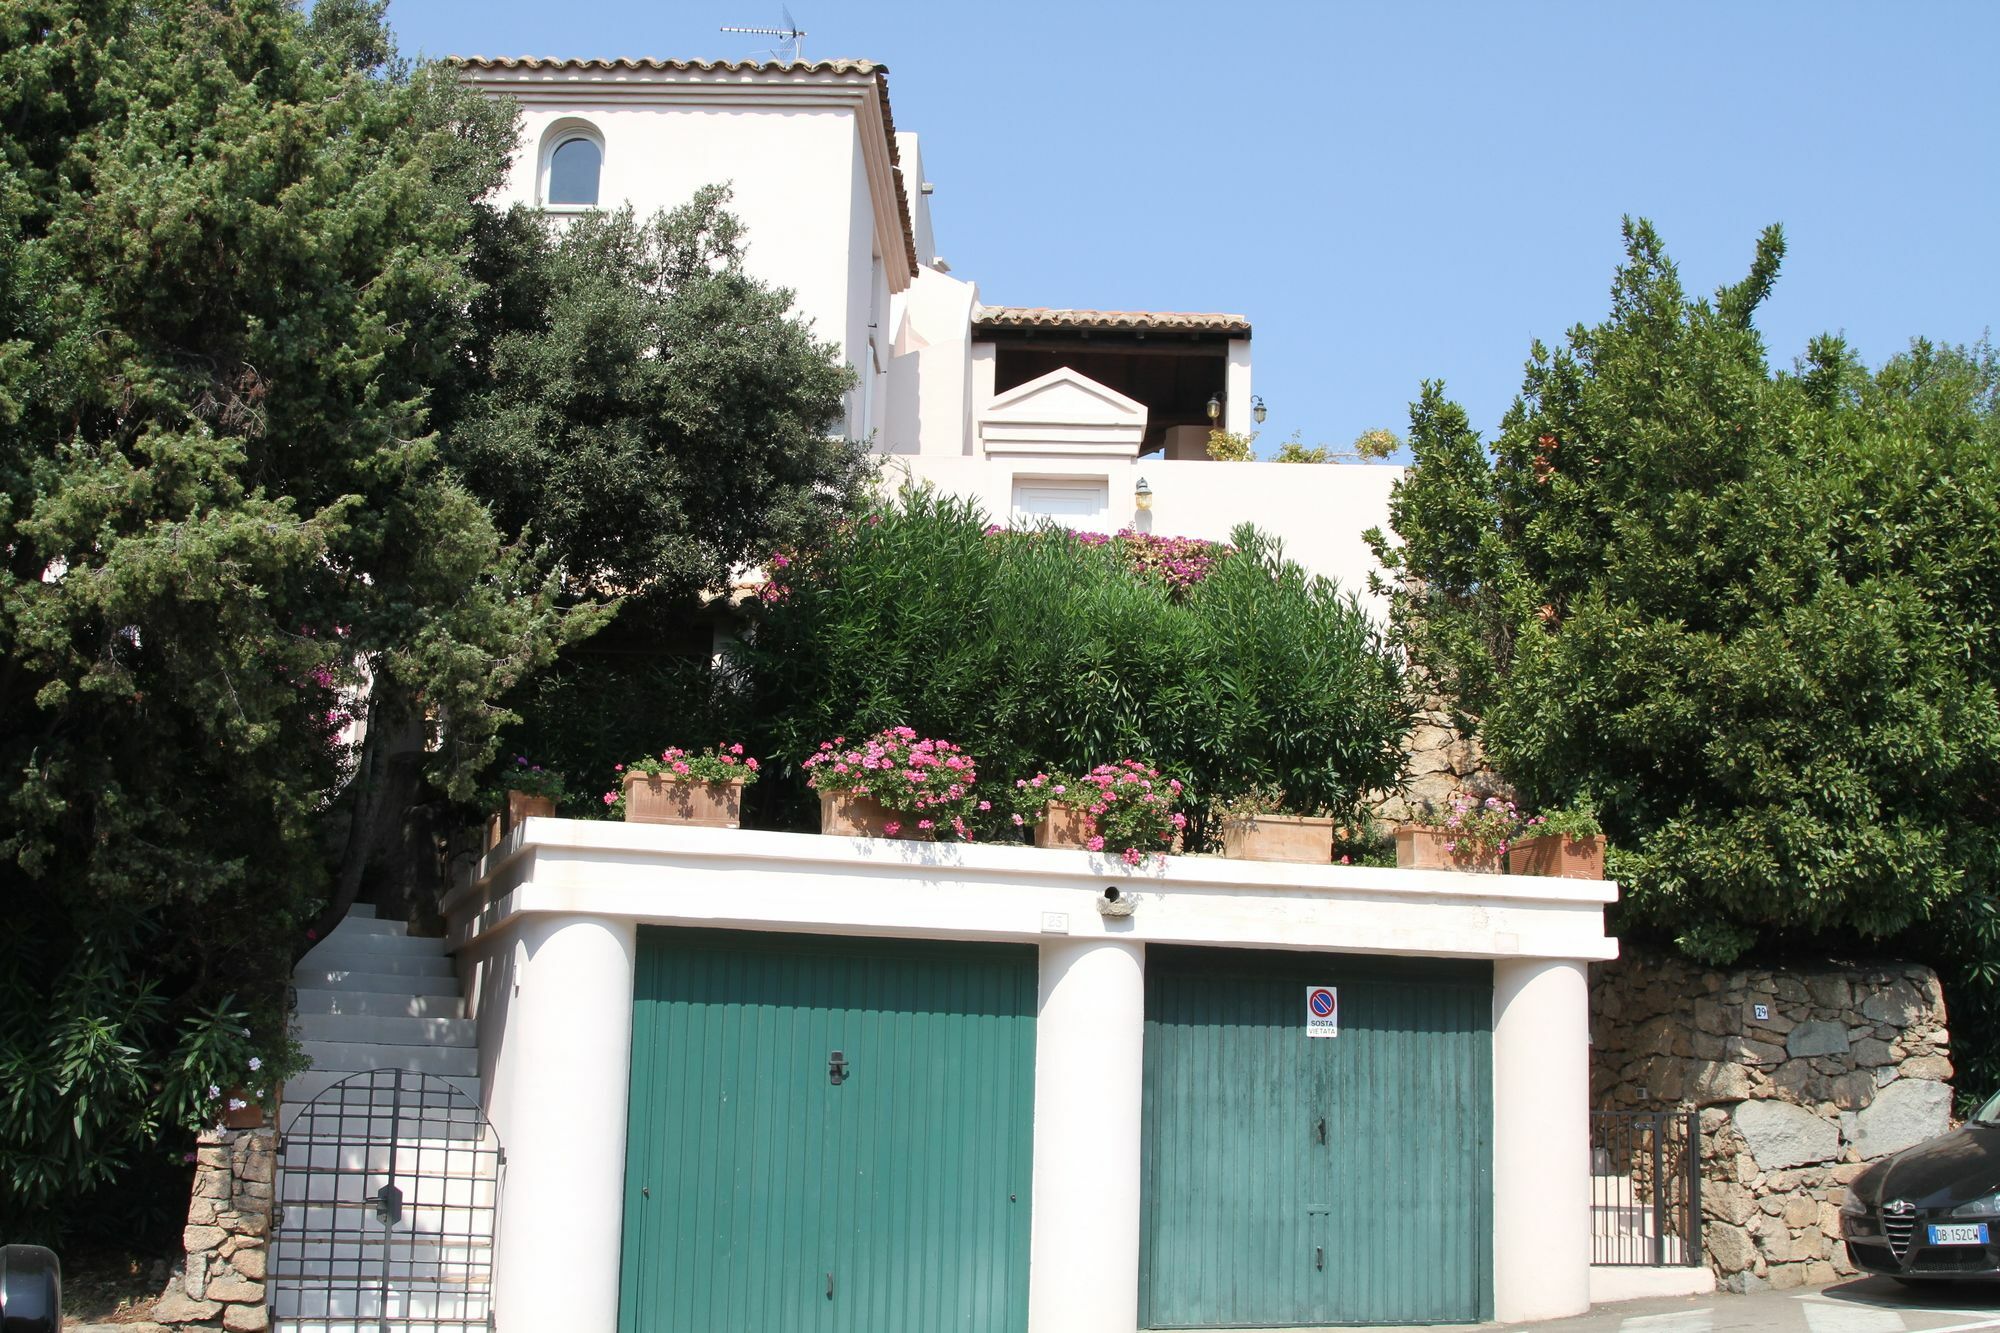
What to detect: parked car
<box><xmin>0</xmin><ymin>1243</ymin><xmax>62</xmax><ymax>1332</ymax></box>
<box><xmin>1843</xmin><ymin>1090</ymin><xmax>2000</xmax><ymax>1282</ymax></box>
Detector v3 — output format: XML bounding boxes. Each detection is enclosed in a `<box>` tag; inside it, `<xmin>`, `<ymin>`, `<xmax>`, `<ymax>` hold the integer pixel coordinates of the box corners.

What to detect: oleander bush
<box><xmin>744</xmin><ymin>490</ymin><xmax>1411</xmax><ymax>847</ymax></box>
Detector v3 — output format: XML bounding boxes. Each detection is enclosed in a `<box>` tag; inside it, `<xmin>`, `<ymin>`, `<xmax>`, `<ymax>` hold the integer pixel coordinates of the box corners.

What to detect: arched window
<box><xmin>544</xmin><ymin>127</ymin><xmax>603</xmax><ymax>207</ymax></box>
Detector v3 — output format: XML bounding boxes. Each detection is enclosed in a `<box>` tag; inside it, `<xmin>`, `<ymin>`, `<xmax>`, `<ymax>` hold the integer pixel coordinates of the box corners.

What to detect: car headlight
<box><xmin>1954</xmin><ymin>1193</ymin><xmax>2000</xmax><ymax>1217</ymax></box>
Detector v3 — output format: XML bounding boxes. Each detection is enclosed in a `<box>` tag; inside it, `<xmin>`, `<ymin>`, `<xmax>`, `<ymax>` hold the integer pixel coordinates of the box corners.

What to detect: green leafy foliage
<box><xmin>0</xmin><ymin>0</ymin><xmax>594</xmax><ymax>1234</ymax></box>
<box><xmin>1368</xmin><ymin>218</ymin><xmax>2000</xmax><ymax>1086</ymax></box>
<box><xmin>445</xmin><ymin>195</ymin><xmax>865</xmax><ymax>599</ymax></box>
<box><xmin>0</xmin><ymin>0</ymin><xmax>857</xmax><ymax>1236</ymax></box>
<box><xmin>745</xmin><ymin>491</ymin><xmax>1411</xmax><ymax>846</ymax></box>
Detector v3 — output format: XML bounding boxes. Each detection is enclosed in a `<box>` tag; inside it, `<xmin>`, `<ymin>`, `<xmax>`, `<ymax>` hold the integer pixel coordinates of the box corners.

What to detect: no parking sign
<box><xmin>1305</xmin><ymin>985</ymin><xmax>1339</xmax><ymax>1038</ymax></box>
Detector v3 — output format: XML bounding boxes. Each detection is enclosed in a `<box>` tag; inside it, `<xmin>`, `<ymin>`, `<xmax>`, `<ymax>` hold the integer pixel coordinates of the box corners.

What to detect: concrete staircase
<box><xmin>285</xmin><ymin>905</ymin><xmax>479</xmax><ymax>1116</ymax></box>
<box><xmin>273</xmin><ymin>906</ymin><xmax>496</xmax><ymax>1332</ymax></box>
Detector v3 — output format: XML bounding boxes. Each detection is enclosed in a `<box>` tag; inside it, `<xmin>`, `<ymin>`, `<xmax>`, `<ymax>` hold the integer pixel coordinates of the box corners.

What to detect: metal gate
<box><xmin>271</xmin><ymin>1069</ymin><xmax>503</xmax><ymax>1332</ymax></box>
<box><xmin>1590</xmin><ymin>1109</ymin><xmax>1703</xmax><ymax>1266</ymax></box>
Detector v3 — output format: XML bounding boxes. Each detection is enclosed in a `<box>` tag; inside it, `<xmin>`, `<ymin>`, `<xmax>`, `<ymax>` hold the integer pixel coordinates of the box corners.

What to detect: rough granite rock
<box><xmin>1855</xmin><ymin>1078</ymin><xmax>1953</xmax><ymax>1160</ymax></box>
<box><xmin>151</xmin><ymin>1290</ymin><xmax>224</xmax><ymax>1324</ymax></box>
<box><xmin>223</xmin><ymin>1304</ymin><xmax>272</xmax><ymax>1333</ymax></box>
<box><xmin>1705</xmin><ymin>1222</ymin><xmax>1758</xmax><ymax>1272</ymax></box>
<box><xmin>1734</xmin><ymin>1100</ymin><xmax>1839</xmax><ymax>1170</ymax></box>
<box><xmin>1786</xmin><ymin>1021</ymin><xmax>1852</xmax><ymax>1060</ymax></box>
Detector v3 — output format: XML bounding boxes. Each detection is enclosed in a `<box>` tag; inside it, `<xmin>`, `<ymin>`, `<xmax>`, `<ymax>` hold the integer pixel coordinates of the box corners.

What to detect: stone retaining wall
<box><xmin>1593</xmin><ymin>952</ymin><xmax>1955</xmax><ymax>1292</ymax></box>
<box><xmin>151</xmin><ymin>1126</ymin><xmax>274</xmax><ymax>1331</ymax></box>
<box><xmin>1371</xmin><ymin>696</ymin><xmax>1493</xmax><ymax>824</ymax></box>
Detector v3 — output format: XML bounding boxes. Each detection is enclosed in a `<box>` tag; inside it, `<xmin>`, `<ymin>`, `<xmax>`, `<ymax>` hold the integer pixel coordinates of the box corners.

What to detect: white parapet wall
<box><xmin>445</xmin><ymin>821</ymin><xmax>1617</xmax><ymax>1332</ymax></box>
<box><xmin>890</xmin><ymin>454</ymin><xmax>1405</xmax><ymax>607</ymax></box>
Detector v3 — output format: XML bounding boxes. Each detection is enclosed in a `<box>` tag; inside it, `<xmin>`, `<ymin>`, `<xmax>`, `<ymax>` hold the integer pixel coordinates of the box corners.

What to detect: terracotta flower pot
<box><xmin>1032</xmin><ymin>803</ymin><xmax>1095</xmax><ymax>850</ymax></box>
<box><xmin>817</xmin><ymin>790</ymin><xmax>931</xmax><ymax>839</ymax></box>
<box><xmin>1508</xmin><ymin>833</ymin><xmax>1607</xmax><ymax>879</ymax></box>
<box><xmin>1394</xmin><ymin>825</ymin><xmax>1503</xmax><ymax>874</ymax></box>
<box><xmin>504</xmin><ymin>790</ymin><xmax>556</xmax><ymax>834</ymax></box>
<box><xmin>623</xmin><ymin>772</ymin><xmax>744</xmax><ymax>828</ymax></box>
<box><xmin>1222</xmin><ymin>814</ymin><xmax>1334</xmax><ymax>864</ymax></box>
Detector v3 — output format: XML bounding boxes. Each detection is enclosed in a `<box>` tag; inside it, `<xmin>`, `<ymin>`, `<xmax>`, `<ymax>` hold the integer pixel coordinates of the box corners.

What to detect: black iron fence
<box><xmin>1590</xmin><ymin>1109</ymin><xmax>1704</xmax><ymax>1267</ymax></box>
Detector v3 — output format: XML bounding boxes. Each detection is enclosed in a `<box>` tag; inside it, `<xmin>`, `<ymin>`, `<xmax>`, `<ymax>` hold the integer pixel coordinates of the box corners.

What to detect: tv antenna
<box><xmin>721</xmin><ymin>7</ymin><xmax>806</xmax><ymax>64</ymax></box>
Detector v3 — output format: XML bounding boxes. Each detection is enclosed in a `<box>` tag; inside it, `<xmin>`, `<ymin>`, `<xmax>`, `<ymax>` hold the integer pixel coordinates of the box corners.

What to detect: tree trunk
<box><xmin>309</xmin><ymin>680</ymin><xmax>428</xmax><ymax>951</ymax></box>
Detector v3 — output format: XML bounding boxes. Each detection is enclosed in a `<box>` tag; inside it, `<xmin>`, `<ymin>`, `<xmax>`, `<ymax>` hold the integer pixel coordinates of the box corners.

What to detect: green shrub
<box><xmin>743</xmin><ymin>491</ymin><xmax>1411</xmax><ymax>846</ymax></box>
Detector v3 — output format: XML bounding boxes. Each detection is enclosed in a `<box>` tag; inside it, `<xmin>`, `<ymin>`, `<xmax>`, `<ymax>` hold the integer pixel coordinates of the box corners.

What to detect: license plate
<box><xmin>1929</xmin><ymin>1223</ymin><xmax>1989</xmax><ymax>1246</ymax></box>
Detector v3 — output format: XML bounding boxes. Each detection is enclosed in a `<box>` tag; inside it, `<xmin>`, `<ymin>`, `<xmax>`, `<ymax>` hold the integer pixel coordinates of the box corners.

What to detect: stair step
<box><xmin>280</xmin><ymin>1070</ymin><xmax>481</xmax><ymax>1115</ymax></box>
<box><xmin>295</xmin><ymin>951</ymin><xmax>456</xmax><ymax>979</ymax></box>
<box><xmin>345</xmin><ymin>903</ymin><xmax>376</xmax><ymax>919</ymax></box>
<box><xmin>276</xmin><ymin>1114</ymin><xmax>490</xmax><ymax>1144</ymax></box>
<box><xmin>292</xmin><ymin>990</ymin><xmax>466</xmax><ymax>1020</ymax></box>
<box><xmin>293</xmin><ymin>1013</ymin><xmax>477</xmax><ymax>1047</ymax></box>
<box><xmin>300</xmin><ymin>1041</ymin><xmax>479</xmax><ymax>1078</ymax></box>
<box><xmin>279</xmin><ymin>1176</ymin><xmax>498</xmax><ymax>1210</ymax></box>
<box><xmin>305</xmin><ymin>933</ymin><xmax>450</xmax><ymax>962</ymax></box>
<box><xmin>293</xmin><ymin>969</ymin><xmax>462</xmax><ymax>997</ymax></box>
<box><xmin>323</xmin><ymin>916</ymin><xmax>407</xmax><ymax>939</ymax></box>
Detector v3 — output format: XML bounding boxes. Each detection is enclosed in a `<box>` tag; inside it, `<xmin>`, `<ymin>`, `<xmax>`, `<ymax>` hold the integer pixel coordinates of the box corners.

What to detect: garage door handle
<box><xmin>1315</xmin><ymin>1246</ymin><xmax>1324</xmax><ymax>1272</ymax></box>
<box><xmin>826</xmin><ymin>1271</ymin><xmax>835</xmax><ymax>1301</ymax></box>
<box><xmin>1314</xmin><ymin>1117</ymin><xmax>1326</xmax><ymax>1145</ymax></box>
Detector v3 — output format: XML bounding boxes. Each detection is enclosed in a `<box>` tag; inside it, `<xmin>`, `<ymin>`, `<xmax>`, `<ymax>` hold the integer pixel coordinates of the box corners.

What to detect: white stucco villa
<box><xmin>260</xmin><ymin>55</ymin><xmax>1657</xmax><ymax>1333</ymax></box>
<box><xmin>455</xmin><ymin>56</ymin><xmax>1401</xmax><ymax>597</ymax></box>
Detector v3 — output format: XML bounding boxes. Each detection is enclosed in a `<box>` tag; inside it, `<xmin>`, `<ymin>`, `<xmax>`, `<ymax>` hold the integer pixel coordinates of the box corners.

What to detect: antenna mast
<box><xmin>720</xmin><ymin>8</ymin><xmax>806</xmax><ymax>63</ymax></box>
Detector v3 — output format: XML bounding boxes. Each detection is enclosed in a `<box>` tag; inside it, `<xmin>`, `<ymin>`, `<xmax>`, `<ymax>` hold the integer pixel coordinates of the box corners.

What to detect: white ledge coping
<box><xmin>446</xmin><ymin>818</ymin><xmax>1619</xmax><ymax>963</ymax></box>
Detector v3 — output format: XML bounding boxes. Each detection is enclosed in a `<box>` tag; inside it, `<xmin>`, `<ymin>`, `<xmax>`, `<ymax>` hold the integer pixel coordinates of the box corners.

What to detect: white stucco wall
<box><xmin>894</xmin><ymin>131</ymin><xmax>935</xmax><ymax>267</ymax></box>
<box><xmin>443</xmin><ymin>820</ymin><xmax>1614</xmax><ymax>1333</ymax></box>
<box><xmin>891</xmin><ymin>454</ymin><xmax>1403</xmax><ymax>603</ymax></box>
<box><xmin>466</xmin><ymin>65</ymin><xmax>911</xmax><ymax>447</ymax></box>
<box><xmin>883</xmin><ymin>266</ymin><xmax>979</xmax><ymax>456</ymax></box>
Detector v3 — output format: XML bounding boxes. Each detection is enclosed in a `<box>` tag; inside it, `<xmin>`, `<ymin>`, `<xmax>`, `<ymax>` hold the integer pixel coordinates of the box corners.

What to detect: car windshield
<box><xmin>1976</xmin><ymin>1090</ymin><xmax>2000</xmax><ymax>1124</ymax></box>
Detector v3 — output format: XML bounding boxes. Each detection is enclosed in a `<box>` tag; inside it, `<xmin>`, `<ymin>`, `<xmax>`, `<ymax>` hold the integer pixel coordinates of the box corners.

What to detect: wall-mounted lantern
<box><xmin>1252</xmin><ymin>395</ymin><xmax>1268</xmax><ymax>425</ymax></box>
<box><xmin>1134</xmin><ymin>477</ymin><xmax>1153</xmax><ymax>511</ymax></box>
<box><xmin>1205</xmin><ymin>393</ymin><xmax>1222</xmax><ymax>424</ymax></box>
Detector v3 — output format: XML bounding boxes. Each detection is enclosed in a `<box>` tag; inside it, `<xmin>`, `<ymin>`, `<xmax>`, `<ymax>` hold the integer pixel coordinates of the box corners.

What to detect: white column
<box><xmin>489</xmin><ymin>914</ymin><xmax>637</xmax><ymax>1333</ymax></box>
<box><xmin>1223</xmin><ymin>338</ymin><xmax>1253</xmax><ymax>437</ymax></box>
<box><xmin>970</xmin><ymin>342</ymin><xmax>998</xmax><ymax>456</ymax></box>
<box><xmin>1492</xmin><ymin>957</ymin><xmax>1592</xmax><ymax>1322</ymax></box>
<box><xmin>1027</xmin><ymin>938</ymin><xmax>1146</xmax><ymax>1333</ymax></box>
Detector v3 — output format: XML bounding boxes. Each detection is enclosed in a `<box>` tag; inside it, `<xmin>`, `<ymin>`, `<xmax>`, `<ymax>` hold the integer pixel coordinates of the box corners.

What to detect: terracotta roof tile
<box><xmin>973</xmin><ymin>306</ymin><xmax>1251</xmax><ymax>336</ymax></box>
<box><xmin>451</xmin><ymin>57</ymin><xmax>918</xmax><ymax>277</ymax></box>
<box><xmin>451</xmin><ymin>56</ymin><xmax>884</xmax><ymax>75</ymax></box>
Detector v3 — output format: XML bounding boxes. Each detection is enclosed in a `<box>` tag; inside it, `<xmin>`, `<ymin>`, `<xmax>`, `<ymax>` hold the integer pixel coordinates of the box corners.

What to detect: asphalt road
<box><xmin>66</xmin><ymin>1277</ymin><xmax>2000</xmax><ymax>1333</ymax></box>
<box><xmin>1321</xmin><ymin>1277</ymin><xmax>2000</xmax><ymax>1333</ymax></box>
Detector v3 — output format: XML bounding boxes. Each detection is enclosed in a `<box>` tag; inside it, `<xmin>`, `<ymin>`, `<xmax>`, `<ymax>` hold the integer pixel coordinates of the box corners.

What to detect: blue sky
<box><xmin>388</xmin><ymin>1</ymin><xmax>1999</xmax><ymax>457</ymax></box>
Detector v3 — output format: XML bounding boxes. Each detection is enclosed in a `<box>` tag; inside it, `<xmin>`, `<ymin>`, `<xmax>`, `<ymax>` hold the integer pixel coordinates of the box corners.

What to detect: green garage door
<box><xmin>619</xmin><ymin>930</ymin><xmax>1036</xmax><ymax>1333</ymax></box>
<box><xmin>1140</xmin><ymin>948</ymin><xmax>1493</xmax><ymax>1328</ymax></box>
